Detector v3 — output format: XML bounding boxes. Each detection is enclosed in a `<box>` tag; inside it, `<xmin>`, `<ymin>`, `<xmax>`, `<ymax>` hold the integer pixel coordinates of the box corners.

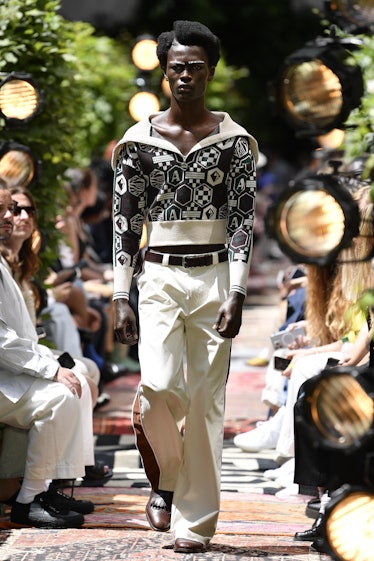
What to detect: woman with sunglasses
<box><xmin>0</xmin><ymin>185</ymin><xmax>113</xmax><ymax>487</ymax></box>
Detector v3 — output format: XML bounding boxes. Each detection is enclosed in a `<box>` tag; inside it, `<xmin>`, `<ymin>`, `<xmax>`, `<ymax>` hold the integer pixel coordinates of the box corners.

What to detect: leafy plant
<box><xmin>0</xmin><ymin>0</ymin><xmax>136</xmax><ymax>275</ymax></box>
<box><xmin>343</xmin><ymin>34</ymin><xmax>374</xmax><ymax>173</ymax></box>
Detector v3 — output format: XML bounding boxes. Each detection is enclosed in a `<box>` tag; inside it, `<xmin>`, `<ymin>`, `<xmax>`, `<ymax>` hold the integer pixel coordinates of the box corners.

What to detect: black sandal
<box><xmin>81</xmin><ymin>461</ymin><xmax>113</xmax><ymax>487</ymax></box>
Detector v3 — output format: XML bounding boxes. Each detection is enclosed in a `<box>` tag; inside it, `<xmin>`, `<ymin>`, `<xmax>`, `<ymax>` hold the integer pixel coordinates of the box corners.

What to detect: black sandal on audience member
<box><xmin>81</xmin><ymin>461</ymin><xmax>113</xmax><ymax>487</ymax></box>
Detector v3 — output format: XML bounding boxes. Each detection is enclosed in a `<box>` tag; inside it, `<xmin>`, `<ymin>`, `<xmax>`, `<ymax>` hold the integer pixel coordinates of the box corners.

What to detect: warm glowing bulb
<box><xmin>0</xmin><ymin>149</ymin><xmax>35</xmax><ymax>187</ymax></box>
<box><xmin>128</xmin><ymin>91</ymin><xmax>160</xmax><ymax>122</ymax></box>
<box><xmin>326</xmin><ymin>491</ymin><xmax>374</xmax><ymax>561</ymax></box>
<box><xmin>0</xmin><ymin>79</ymin><xmax>39</xmax><ymax>121</ymax></box>
<box><xmin>131</xmin><ymin>39</ymin><xmax>158</xmax><ymax>71</ymax></box>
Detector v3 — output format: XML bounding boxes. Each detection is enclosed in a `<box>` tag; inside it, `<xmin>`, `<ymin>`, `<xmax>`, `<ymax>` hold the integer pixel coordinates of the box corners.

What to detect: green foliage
<box><xmin>343</xmin><ymin>34</ymin><xmax>374</xmax><ymax>166</ymax></box>
<box><xmin>0</xmin><ymin>0</ymin><xmax>136</xmax><ymax>275</ymax></box>
<box><xmin>70</xmin><ymin>27</ymin><xmax>137</xmax><ymax>158</ymax></box>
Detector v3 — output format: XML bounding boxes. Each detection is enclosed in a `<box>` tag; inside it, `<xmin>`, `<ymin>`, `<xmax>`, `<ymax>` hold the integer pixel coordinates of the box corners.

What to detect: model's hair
<box><xmin>156</xmin><ymin>20</ymin><xmax>220</xmax><ymax>70</ymax></box>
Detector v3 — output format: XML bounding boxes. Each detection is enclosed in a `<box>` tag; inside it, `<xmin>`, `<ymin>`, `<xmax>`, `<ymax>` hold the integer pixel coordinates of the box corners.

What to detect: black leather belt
<box><xmin>144</xmin><ymin>249</ymin><xmax>228</xmax><ymax>268</ymax></box>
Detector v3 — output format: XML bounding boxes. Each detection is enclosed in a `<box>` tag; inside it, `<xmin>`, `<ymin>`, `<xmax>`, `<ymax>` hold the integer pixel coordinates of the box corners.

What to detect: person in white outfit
<box><xmin>0</xmin><ymin>182</ymin><xmax>94</xmax><ymax>526</ymax></box>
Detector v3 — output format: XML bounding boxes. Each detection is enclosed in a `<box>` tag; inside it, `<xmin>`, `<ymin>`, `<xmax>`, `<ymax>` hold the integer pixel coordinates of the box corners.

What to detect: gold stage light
<box><xmin>0</xmin><ymin>72</ymin><xmax>44</xmax><ymax>126</ymax></box>
<box><xmin>321</xmin><ymin>484</ymin><xmax>374</xmax><ymax>561</ymax></box>
<box><xmin>0</xmin><ymin>142</ymin><xmax>40</xmax><ymax>187</ymax></box>
<box><xmin>301</xmin><ymin>366</ymin><xmax>374</xmax><ymax>451</ymax></box>
<box><xmin>265</xmin><ymin>172</ymin><xmax>361</xmax><ymax>265</ymax></box>
<box><xmin>271</xmin><ymin>34</ymin><xmax>363</xmax><ymax>136</ymax></box>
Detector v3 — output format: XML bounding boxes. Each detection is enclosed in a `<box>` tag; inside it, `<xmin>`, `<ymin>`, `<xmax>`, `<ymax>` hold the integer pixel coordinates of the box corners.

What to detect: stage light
<box><xmin>324</xmin><ymin>0</ymin><xmax>374</xmax><ymax>33</ymax></box>
<box><xmin>128</xmin><ymin>91</ymin><xmax>160</xmax><ymax>122</ymax></box>
<box><xmin>265</xmin><ymin>172</ymin><xmax>361</xmax><ymax>265</ymax></box>
<box><xmin>0</xmin><ymin>141</ymin><xmax>40</xmax><ymax>187</ymax></box>
<box><xmin>0</xmin><ymin>72</ymin><xmax>44</xmax><ymax>126</ymax></box>
<box><xmin>298</xmin><ymin>366</ymin><xmax>374</xmax><ymax>452</ymax></box>
<box><xmin>271</xmin><ymin>34</ymin><xmax>363</xmax><ymax>136</ymax></box>
<box><xmin>321</xmin><ymin>484</ymin><xmax>374</xmax><ymax>561</ymax></box>
<box><xmin>131</xmin><ymin>36</ymin><xmax>158</xmax><ymax>71</ymax></box>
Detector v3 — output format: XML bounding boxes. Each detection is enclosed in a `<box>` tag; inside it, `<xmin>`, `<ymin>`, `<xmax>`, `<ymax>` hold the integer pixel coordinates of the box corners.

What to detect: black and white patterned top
<box><xmin>112</xmin><ymin>112</ymin><xmax>258</xmax><ymax>300</ymax></box>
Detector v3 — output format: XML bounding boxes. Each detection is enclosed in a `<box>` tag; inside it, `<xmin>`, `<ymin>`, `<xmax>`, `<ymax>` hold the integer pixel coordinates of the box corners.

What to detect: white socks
<box><xmin>16</xmin><ymin>478</ymin><xmax>49</xmax><ymax>504</ymax></box>
<box><xmin>319</xmin><ymin>490</ymin><xmax>331</xmax><ymax>515</ymax></box>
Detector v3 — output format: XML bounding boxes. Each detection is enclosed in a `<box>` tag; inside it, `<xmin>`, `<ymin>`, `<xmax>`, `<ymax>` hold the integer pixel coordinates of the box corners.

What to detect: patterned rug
<box><xmin>0</xmin><ymin>487</ymin><xmax>309</xmax><ymax>533</ymax></box>
<box><xmin>0</xmin><ymin>528</ymin><xmax>322</xmax><ymax>561</ymax></box>
<box><xmin>0</xmin><ymin>487</ymin><xmax>325</xmax><ymax>560</ymax></box>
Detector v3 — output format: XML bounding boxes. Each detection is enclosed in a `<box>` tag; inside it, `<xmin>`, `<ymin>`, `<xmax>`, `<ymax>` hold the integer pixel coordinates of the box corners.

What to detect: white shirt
<box><xmin>0</xmin><ymin>258</ymin><xmax>59</xmax><ymax>402</ymax></box>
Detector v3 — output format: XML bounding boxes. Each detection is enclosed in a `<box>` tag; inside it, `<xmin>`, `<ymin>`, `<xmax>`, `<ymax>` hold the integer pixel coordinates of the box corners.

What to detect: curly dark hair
<box><xmin>156</xmin><ymin>20</ymin><xmax>220</xmax><ymax>70</ymax></box>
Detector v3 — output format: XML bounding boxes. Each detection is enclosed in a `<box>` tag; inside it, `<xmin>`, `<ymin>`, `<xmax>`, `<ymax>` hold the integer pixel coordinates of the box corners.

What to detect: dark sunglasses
<box><xmin>13</xmin><ymin>205</ymin><xmax>36</xmax><ymax>217</ymax></box>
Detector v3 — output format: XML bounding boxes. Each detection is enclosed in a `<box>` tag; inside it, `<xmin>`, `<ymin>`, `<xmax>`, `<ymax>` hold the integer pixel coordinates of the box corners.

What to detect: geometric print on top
<box><xmin>114</xmin><ymin>136</ymin><xmax>256</xmax><ymax>269</ymax></box>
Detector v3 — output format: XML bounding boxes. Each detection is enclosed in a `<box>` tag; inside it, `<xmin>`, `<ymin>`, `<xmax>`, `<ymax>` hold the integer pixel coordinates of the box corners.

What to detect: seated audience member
<box><xmin>0</xmin><ymin>181</ymin><xmax>94</xmax><ymax>527</ymax></box>
<box><xmin>85</xmin><ymin>157</ymin><xmax>114</xmax><ymax>265</ymax></box>
<box><xmin>0</xmin><ymin>183</ymin><xmax>112</xmax><ymax>486</ymax></box>
<box><xmin>1</xmin><ymin>186</ymin><xmax>100</xmax><ymax>405</ymax></box>
<box><xmin>53</xmin><ymin>168</ymin><xmax>132</xmax><ymax>378</ymax></box>
<box><xmin>234</xmin><ymin>189</ymin><xmax>373</xmax><ymax>495</ymax></box>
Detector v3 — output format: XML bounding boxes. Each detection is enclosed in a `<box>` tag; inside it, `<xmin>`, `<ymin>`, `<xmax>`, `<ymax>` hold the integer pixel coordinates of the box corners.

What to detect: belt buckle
<box><xmin>182</xmin><ymin>255</ymin><xmax>194</xmax><ymax>268</ymax></box>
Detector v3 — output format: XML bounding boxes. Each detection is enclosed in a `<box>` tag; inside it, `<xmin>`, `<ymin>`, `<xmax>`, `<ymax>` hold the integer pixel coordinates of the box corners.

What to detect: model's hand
<box><xmin>54</xmin><ymin>367</ymin><xmax>82</xmax><ymax>398</ymax></box>
<box><xmin>113</xmin><ymin>298</ymin><xmax>138</xmax><ymax>345</ymax></box>
<box><xmin>213</xmin><ymin>292</ymin><xmax>245</xmax><ymax>339</ymax></box>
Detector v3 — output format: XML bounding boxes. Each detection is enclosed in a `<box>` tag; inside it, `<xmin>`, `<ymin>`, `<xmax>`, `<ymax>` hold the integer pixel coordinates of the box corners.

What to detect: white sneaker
<box><xmin>233</xmin><ymin>407</ymin><xmax>285</xmax><ymax>452</ymax></box>
<box><xmin>275</xmin><ymin>484</ymin><xmax>299</xmax><ymax>498</ymax></box>
<box><xmin>263</xmin><ymin>458</ymin><xmax>295</xmax><ymax>480</ymax></box>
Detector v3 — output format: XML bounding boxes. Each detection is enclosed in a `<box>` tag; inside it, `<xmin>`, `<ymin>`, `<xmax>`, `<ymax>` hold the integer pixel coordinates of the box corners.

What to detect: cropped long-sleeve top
<box><xmin>111</xmin><ymin>111</ymin><xmax>258</xmax><ymax>301</ymax></box>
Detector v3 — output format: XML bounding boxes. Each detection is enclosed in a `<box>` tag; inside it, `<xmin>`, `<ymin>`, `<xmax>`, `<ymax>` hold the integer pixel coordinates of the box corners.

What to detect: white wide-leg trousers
<box><xmin>136</xmin><ymin>260</ymin><xmax>232</xmax><ymax>545</ymax></box>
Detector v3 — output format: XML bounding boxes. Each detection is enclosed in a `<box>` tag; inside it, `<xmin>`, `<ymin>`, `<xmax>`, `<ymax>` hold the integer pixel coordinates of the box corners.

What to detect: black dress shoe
<box><xmin>174</xmin><ymin>538</ymin><xmax>205</xmax><ymax>553</ymax></box>
<box><xmin>11</xmin><ymin>493</ymin><xmax>84</xmax><ymax>528</ymax></box>
<box><xmin>294</xmin><ymin>514</ymin><xmax>323</xmax><ymax>541</ymax></box>
<box><xmin>145</xmin><ymin>489</ymin><xmax>173</xmax><ymax>532</ymax></box>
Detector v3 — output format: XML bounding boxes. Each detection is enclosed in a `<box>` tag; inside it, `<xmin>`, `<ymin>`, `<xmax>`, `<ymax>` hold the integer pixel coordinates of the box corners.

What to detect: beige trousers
<box><xmin>134</xmin><ymin>260</ymin><xmax>231</xmax><ymax>545</ymax></box>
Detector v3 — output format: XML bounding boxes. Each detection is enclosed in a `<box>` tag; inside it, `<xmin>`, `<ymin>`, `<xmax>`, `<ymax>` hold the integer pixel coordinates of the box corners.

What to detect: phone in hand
<box><xmin>325</xmin><ymin>357</ymin><xmax>340</xmax><ymax>369</ymax></box>
<box><xmin>57</xmin><ymin>352</ymin><xmax>76</xmax><ymax>369</ymax></box>
<box><xmin>274</xmin><ymin>356</ymin><xmax>291</xmax><ymax>371</ymax></box>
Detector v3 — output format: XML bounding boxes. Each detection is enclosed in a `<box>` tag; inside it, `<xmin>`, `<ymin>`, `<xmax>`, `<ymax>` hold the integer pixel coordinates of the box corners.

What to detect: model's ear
<box><xmin>207</xmin><ymin>66</ymin><xmax>216</xmax><ymax>81</ymax></box>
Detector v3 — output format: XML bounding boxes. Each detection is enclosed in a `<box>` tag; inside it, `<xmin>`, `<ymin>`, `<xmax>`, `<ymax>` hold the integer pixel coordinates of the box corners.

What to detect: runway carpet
<box><xmin>0</xmin><ymin>351</ymin><xmax>329</xmax><ymax>559</ymax></box>
<box><xmin>0</xmin><ymin>487</ymin><xmax>319</xmax><ymax>560</ymax></box>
